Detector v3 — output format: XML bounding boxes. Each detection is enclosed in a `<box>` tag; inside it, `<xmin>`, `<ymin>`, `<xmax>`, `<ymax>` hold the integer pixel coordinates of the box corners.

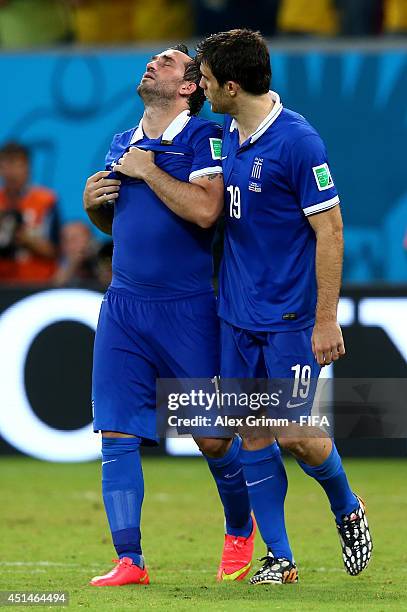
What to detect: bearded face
<box><xmin>137</xmin><ymin>49</ymin><xmax>190</xmax><ymax>106</ymax></box>
<box><xmin>137</xmin><ymin>76</ymin><xmax>182</xmax><ymax>105</ymax></box>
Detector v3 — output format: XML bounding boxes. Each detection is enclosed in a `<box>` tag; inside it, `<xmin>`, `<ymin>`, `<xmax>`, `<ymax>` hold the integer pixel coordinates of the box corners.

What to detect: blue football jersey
<box><xmin>105</xmin><ymin>111</ymin><xmax>223</xmax><ymax>296</ymax></box>
<box><xmin>219</xmin><ymin>91</ymin><xmax>340</xmax><ymax>331</ymax></box>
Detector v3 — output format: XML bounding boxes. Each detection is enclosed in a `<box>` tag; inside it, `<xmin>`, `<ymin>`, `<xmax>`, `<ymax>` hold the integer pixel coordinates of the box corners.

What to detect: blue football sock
<box><xmin>298</xmin><ymin>442</ymin><xmax>358</xmax><ymax>524</ymax></box>
<box><xmin>102</xmin><ymin>436</ymin><xmax>144</xmax><ymax>567</ymax></box>
<box><xmin>240</xmin><ymin>442</ymin><xmax>293</xmax><ymax>561</ymax></box>
<box><xmin>204</xmin><ymin>436</ymin><xmax>252</xmax><ymax>537</ymax></box>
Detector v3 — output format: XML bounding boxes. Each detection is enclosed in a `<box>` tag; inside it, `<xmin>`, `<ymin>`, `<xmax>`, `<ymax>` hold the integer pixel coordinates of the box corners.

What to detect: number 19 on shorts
<box><xmin>227</xmin><ymin>185</ymin><xmax>241</xmax><ymax>219</ymax></box>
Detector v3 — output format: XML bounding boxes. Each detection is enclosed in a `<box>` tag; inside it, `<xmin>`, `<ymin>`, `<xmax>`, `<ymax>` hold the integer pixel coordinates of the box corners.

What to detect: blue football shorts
<box><xmin>92</xmin><ymin>288</ymin><xmax>219</xmax><ymax>444</ymax></box>
<box><xmin>220</xmin><ymin>319</ymin><xmax>321</xmax><ymax>423</ymax></box>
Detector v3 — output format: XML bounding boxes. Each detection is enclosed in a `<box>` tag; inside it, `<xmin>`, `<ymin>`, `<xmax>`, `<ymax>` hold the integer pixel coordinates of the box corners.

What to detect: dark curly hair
<box><xmin>196</xmin><ymin>29</ymin><xmax>271</xmax><ymax>95</ymax></box>
<box><xmin>170</xmin><ymin>44</ymin><xmax>206</xmax><ymax>116</ymax></box>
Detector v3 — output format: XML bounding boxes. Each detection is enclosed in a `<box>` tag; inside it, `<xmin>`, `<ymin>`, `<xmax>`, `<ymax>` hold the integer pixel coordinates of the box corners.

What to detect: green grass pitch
<box><xmin>0</xmin><ymin>456</ymin><xmax>406</xmax><ymax>611</ymax></box>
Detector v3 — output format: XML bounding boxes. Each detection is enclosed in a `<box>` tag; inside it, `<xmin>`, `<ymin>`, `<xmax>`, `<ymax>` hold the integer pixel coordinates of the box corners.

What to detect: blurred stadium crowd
<box><xmin>1</xmin><ymin>1</ymin><xmax>406</xmax><ymax>288</ymax></box>
<box><xmin>0</xmin><ymin>0</ymin><xmax>406</xmax><ymax>49</ymax></box>
<box><xmin>0</xmin><ymin>142</ymin><xmax>113</xmax><ymax>287</ymax></box>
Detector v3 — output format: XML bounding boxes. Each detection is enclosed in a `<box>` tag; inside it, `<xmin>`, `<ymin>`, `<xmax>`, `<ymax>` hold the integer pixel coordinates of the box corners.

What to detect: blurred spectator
<box><xmin>278</xmin><ymin>0</ymin><xmax>338</xmax><ymax>36</ymax></box>
<box><xmin>192</xmin><ymin>0</ymin><xmax>229</xmax><ymax>34</ymax></box>
<box><xmin>69</xmin><ymin>0</ymin><xmax>134</xmax><ymax>45</ymax></box>
<box><xmin>0</xmin><ymin>143</ymin><xmax>60</xmax><ymax>284</ymax></box>
<box><xmin>0</xmin><ymin>0</ymin><xmax>73</xmax><ymax>49</ymax></box>
<box><xmin>133</xmin><ymin>0</ymin><xmax>192</xmax><ymax>41</ymax></box>
<box><xmin>335</xmin><ymin>0</ymin><xmax>383</xmax><ymax>36</ymax></box>
<box><xmin>193</xmin><ymin>0</ymin><xmax>280</xmax><ymax>37</ymax></box>
<box><xmin>384</xmin><ymin>0</ymin><xmax>407</xmax><ymax>35</ymax></box>
<box><xmin>69</xmin><ymin>0</ymin><xmax>192</xmax><ymax>45</ymax></box>
<box><xmin>53</xmin><ymin>220</ymin><xmax>98</xmax><ymax>286</ymax></box>
<box><xmin>95</xmin><ymin>240</ymin><xmax>113</xmax><ymax>288</ymax></box>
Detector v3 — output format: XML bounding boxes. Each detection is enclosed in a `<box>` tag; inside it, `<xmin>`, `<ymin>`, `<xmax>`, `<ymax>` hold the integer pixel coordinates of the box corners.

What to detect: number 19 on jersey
<box><xmin>227</xmin><ymin>185</ymin><xmax>241</xmax><ymax>219</ymax></box>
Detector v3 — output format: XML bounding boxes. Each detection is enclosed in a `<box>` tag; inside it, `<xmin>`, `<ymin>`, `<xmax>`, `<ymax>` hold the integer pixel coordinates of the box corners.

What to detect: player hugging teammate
<box><xmin>84</xmin><ymin>31</ymin><xmax>372</xmax><ymax>588</ymax></box>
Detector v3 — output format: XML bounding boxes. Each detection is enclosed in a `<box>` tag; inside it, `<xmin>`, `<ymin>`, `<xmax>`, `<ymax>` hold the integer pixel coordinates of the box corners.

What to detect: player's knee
<box><xmin>102</xmin><ymin>431</ymin><xmax>137</xmax><ymax>438</ymax></box>
<box><xmin>241</xmin><ymin>435</ymin><xmax>275</xmax><ymax>451</ymax></box>
<box><xmin>278</xmin><ymin>437</ymin><xmax>309</xmax><ymax>459</ymax></box>
<box><xmin>194</xmin><ymin>437</ymin><xmax>232</xmax><ymax>458</ymax></box>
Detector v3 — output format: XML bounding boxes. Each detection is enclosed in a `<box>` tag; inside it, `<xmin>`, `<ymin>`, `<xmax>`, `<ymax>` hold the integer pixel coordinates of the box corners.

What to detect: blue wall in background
<box><xmin>1</xmin><ymin>49</ymin><xmax>407</xmax><ymax>282</ymax></box>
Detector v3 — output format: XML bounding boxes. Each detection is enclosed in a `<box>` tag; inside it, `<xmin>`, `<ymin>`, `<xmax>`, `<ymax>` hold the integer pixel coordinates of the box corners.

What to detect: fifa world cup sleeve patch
<box><xmin>312</xmin><ymin>163</ymin><xmax>334</xmax><ymax>191</ymax></box>
<box><xmin>209</xmin><ymin>138</ymin><xmax>222</xmax><ymax>160</ymax></box>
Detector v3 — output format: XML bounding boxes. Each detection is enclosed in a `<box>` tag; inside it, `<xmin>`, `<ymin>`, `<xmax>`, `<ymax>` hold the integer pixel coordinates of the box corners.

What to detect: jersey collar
<box><xmin>130</xmin><ymin>109</ymin><xmax>191</xmax><ymax>145</ymax></box>
<box><xmin>229</xmin><ymin>91</ymin><xmax>283</xmax><ymax>145</ymax></box>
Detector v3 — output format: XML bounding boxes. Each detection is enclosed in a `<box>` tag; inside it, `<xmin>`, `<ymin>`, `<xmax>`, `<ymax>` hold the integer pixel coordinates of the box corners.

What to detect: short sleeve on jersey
<box><xmin>105</xmin><ymin>133</ymin><xmax>122</xmax><ymax>170</ymax></box>
<box><xmin>188</xmin><ymin>124</ymin><xmax>223</xmax><ymax>182</ymax></box>
<box><xmin>289</xmin><ymin>133</ymin><xmax>340</xmax><ymax>216</ymax></box>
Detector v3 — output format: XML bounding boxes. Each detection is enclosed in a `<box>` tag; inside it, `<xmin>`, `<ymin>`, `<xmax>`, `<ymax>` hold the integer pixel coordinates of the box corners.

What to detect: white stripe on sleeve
<box><xmin>303</xmin><ymin>195</ymin><xmax>340</xmax><ymax>216</ymax></box>
<box><xmin>189</xmin><ymin>166</ymin><xmax>223</xmax><ymax>181</ymax></box>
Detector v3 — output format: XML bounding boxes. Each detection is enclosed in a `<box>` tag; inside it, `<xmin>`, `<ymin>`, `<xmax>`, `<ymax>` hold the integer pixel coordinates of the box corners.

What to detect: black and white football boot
<box><xmin>249</xmin><ymin>552</ymin><xmax>298</xmax><ymax>585</ymax></box>
<box><xmin>337</xmin><ymin>495</ymin><xmax>373</xmax><ymax>576</ymax></box>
